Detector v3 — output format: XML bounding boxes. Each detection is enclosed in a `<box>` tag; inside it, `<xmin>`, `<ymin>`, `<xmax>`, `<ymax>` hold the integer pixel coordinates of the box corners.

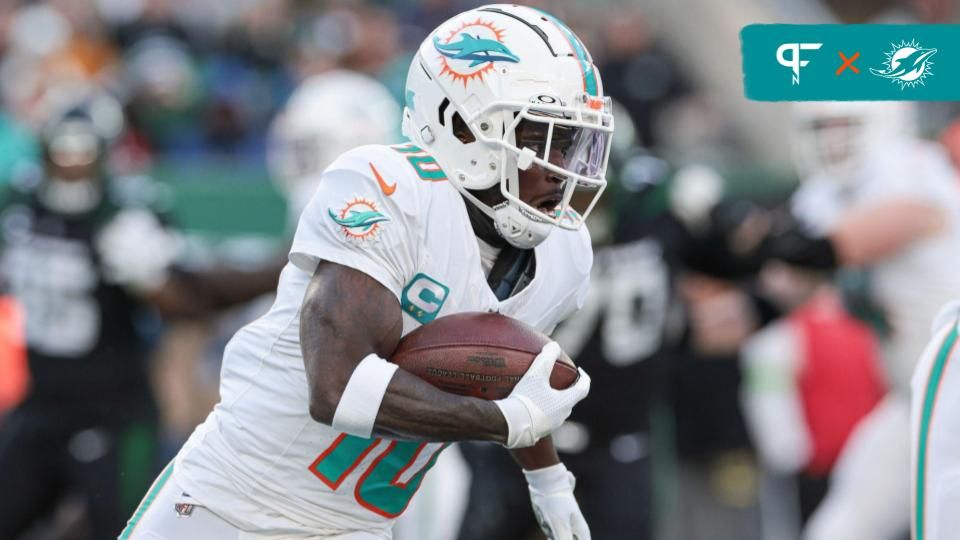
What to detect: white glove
<box><xmin>525</xmin><ymin>463</ymin><xmax>591</xmax><ymax>540</ymax></box>
<box><xmin>96</xmin><ymin>209</ymin><xmax>182</xmax><ymax>293</ymax></box>
<box><xmin>494</xmin><ymin>341</ymin><xmax>591</xmax><ymax>448</ymax></box>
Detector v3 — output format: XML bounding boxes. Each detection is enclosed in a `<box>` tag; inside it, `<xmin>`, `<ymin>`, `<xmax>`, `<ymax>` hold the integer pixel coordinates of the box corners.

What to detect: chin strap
<box><xmin>460</xmin><ymin>189</ymin><xmax>553</xmax><ymax>249</ymax></box>
<box><xmin>492</xmin><ymin>202</ymin><xmax>553</xmax><ymax>249</ymax></box>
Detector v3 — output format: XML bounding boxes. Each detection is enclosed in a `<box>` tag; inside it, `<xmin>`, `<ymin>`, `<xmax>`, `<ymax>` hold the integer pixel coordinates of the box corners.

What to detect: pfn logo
<box><xmin>777</xmin><ymin>42</ymin><xmax>823</xmax><ymax>85</ymax></box>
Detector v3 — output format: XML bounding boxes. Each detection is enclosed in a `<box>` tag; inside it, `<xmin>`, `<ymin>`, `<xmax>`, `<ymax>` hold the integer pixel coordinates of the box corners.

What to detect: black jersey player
<box><xmin>0</xmin><ymin>89</ymin><xmax>281</xmax><ymax>540</ymax></box>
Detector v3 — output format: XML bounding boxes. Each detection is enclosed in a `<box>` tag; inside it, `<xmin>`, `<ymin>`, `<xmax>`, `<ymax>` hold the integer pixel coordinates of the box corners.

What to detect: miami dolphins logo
<box><xmin>870</xmin><ymin>39</ymin><xmax>937</xmax><ymax>89</ymax></box>
<box><xmin>328</xmin><ymin>197</ymin><xmax>390</xmax><ymax>242</ymax></box>
<box><xmin>433</xmin><ymin>18</ymin><xmax>519</xmax><ymax>86</ymax></box>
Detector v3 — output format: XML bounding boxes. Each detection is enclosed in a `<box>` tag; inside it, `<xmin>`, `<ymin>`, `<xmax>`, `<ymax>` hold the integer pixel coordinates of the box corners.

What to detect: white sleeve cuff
<box><xmin>494</xmin><ymin>396</ymin><xmax>536</xmax><ymax>448</ymax></box>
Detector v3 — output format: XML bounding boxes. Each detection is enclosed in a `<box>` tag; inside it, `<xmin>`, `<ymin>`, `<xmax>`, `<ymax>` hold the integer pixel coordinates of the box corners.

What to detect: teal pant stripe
<box><xmin>915</xmin><ymin>324</ymin><xmax>959</xmax><ymax>540</ymax></box>
<box><xmin>119</xmin><ymin>461</ymin><xmax>175</xmax><ymax>540</ymax></box>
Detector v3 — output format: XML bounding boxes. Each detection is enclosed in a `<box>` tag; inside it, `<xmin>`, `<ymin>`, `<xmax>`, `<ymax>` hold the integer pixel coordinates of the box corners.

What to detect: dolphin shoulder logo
<box><xmin>401</xmin><ymin>273</ymin><xmax>450</xmax><ymax>324</ymax></box>
<box><xmin>870</xmin><ymin>39</ymin><xmax>937</xmax><ymax>89</ymax></box>
<box><xmin>433</xmin><ymin>18</ymin><xmax>519</xmax><ymax>86</ymax></box>
<box><xmin>328</xmin><ymin>197</ymin><xmax>390</xmax><ymax>243</ymax></box>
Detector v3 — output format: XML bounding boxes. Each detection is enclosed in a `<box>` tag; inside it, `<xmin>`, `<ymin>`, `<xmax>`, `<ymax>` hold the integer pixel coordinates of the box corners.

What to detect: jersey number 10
<box><xmin>309</xmin><ymin>433</ymin><xmax>447</xmax><ymax>518</ymax></box>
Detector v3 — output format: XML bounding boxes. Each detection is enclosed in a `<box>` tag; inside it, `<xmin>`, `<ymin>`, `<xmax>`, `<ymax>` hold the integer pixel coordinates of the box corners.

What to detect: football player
<box><xmin>267</xmin><ymin>69</ymin><xmax>401</xmax><ymax>223</ymax></box>
<box><xmin>0</xmin><ymin>88</ymin><xmax>282</xmax><ymax>539</ymax></box>
<box><xmin>911</xmin><ymin>300</ymin><xmax>960</xmax><ymax>540</ymax></box>
<box><xmin>753</xmin><ymin>101</ymin><xmax>960</xmax><ymax>540</ymax></box>
<box><xmin>123</xmin><ymin>5</ymin><xmax>608</xmax><ymax>540</ymax></box>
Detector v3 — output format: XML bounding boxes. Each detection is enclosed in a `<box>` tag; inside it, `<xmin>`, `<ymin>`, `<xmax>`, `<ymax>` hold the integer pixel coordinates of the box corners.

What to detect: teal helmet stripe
<box><xmin>532</xmin><ymin>8</ymin><xmax>599</xmax><ymax>96</ymax></box>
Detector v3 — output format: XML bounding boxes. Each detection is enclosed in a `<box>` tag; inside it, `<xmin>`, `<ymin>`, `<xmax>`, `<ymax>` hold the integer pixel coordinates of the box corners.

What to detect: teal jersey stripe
<box><xmin>533</xmin><ymin>8</ymin><xmax>599</xmax><ymax>96</ymax></box>
<box><xmin>119</xmin><ymin>461</ymin><xmax>175</xmax><ymax>539</ymax></box>
<box><xmin>915</xmin><ymin>323</ymin><xmax>960</xmax><ymax>540</ymax></box>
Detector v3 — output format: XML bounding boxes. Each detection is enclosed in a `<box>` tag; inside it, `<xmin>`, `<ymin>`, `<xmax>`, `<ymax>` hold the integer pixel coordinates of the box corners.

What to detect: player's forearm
<box><xmin>152</xmin><ymin>262</ymin><xmax>284</xmax><ymax>318</ymax></box>
<box><xmin>301</xmin><ymin>261</ymin><xmax>508</xmax><ymax>444</ymax></box>
<box><xmin>185</xmin><ymin>261</ymin><xmax>284</xmax><ymax>310</ymax></box>
<box><xmin>373</xmin><ymin>368</ymin><xmax>508</xmax><ymax>444</ymax></box>
<box><xmin>831</xmin><ymin>199</ymin><xmax>947</xmax><ymax>266</ymax></box>
<box><xmin>510</xmin><ymin>435</ymin><xmax>561</xmax><ymax>470</ymax></box>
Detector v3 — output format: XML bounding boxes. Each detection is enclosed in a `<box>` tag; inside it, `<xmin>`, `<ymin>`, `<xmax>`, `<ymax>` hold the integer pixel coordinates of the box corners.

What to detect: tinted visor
<box><xmin>515</xmin><ymin>119</ymin><xmax>608</xmax><ymax>181</ymax></box>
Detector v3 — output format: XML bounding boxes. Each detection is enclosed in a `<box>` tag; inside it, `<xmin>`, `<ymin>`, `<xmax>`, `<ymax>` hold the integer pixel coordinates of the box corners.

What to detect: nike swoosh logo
<box><xmin>369</xmin><ymin>163</ymin><xmax>396</xmax><ymax>196</ymax></box>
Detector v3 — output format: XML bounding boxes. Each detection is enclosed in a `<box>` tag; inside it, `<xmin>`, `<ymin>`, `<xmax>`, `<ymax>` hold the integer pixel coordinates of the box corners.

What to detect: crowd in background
<box><xmin>0</xmin><ymin>0</ymin><xmax>704</xmax><ymax>187</ymax></box>
<box><xmin>1</xmin><ymin>0</ymin><xmax>960</xmax><ymax>539</ymax></box>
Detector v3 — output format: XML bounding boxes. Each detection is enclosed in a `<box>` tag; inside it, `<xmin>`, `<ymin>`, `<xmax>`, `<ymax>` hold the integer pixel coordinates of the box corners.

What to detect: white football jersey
<box><xmin>910</xmin><ymin>300</ymin><xmax>960</xmax><ymax>540</ymax></box>
<box><xmin>174</xmin><ymin>143</ymin><xmax>592</xmax><ymax>537</ymax></box>
<box><xmin>791</xmin><ymin>138</ymin><xmax>960</xmax><ymax>391</ymax></box>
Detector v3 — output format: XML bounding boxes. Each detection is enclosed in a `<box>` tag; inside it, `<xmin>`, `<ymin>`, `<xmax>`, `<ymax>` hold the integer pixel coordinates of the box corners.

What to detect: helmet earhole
<box><xmin>451</xmin><ymin>112</ymin><xmax>475</xmax><ymax>144</ymax></box>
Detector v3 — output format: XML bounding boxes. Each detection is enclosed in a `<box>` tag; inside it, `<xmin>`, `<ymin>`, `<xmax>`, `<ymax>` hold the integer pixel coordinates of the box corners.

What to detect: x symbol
<box><xmin>836</xmin><ymin>51</ymin><xmax>860</xmax><ymax>75</ymax></box>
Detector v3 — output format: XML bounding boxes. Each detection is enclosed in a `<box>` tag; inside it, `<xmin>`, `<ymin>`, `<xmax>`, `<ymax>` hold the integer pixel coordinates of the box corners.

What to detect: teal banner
<box><xmin>742</xmin><ymin>24</ymin><xmax>959</xmax><ymax>101</ymax></box>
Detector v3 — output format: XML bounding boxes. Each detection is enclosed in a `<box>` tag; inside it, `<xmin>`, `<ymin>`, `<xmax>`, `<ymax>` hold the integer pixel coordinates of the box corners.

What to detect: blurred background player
<box><xmin>267</xmin><ymin>69</ymin><xmax>401</xmax><ymax>222</ymax></box>
<box><xmin>0</xmin><ymin>88</ymin><xmax>280</xmax><ymax>540</ymax></box>
<box><xmin>739</xmin><ymin>280</ymin><xmax>887</xmax><ymax>535</ymax></box>
<box><xmin>758</xmin><ymin>101</ymin><xmax>960</xmax><ymax>540</ymax></box>
<box><xmin>0</xmin><ymin>278</ymin><xmax>27</xmax><ymax>418</ymax></box>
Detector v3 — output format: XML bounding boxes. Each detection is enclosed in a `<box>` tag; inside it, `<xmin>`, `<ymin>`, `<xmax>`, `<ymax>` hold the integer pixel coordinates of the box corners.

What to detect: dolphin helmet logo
<box><xmin>434</xmin><ymin>34</ymin><xmax>520</xmax><ymax>67</ymax></box>
<box><xmin>870</xmin><ymin>39</ymin><xmax>937</xmax><ymax>89</ymax></box>
<box><xmin>433</xmin><ymin>18</ymin><xmax>519</xmax><ymax>86</ymax></box>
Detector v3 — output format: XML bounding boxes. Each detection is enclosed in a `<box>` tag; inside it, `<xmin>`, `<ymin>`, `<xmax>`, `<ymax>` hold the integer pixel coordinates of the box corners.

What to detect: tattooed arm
<box><xmin>301</xmin><ymin>260</ymin><xmax>508</xmax><ymax>443</ymax></box>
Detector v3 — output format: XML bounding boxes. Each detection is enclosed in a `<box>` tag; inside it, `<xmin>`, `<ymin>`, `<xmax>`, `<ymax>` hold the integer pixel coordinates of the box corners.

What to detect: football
<box><xmin>390</xmin><ymin>312</ymin><xmax>578</xmax><ymax>400</ymax></box>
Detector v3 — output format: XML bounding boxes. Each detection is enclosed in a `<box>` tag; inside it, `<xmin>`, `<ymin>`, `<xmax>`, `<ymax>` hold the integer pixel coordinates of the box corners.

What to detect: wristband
<box><xmin>331</xmin><ymin>353</ymin><xmax>398</xmax><ymax>438</ymax></box>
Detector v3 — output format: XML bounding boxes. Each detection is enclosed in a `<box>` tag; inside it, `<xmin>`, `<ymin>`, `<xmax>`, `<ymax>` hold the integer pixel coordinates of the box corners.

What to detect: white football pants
<box><xmin>120</xmin><ymin>464</ymin><xmax>387</xmax><ymax>540</ymax></box>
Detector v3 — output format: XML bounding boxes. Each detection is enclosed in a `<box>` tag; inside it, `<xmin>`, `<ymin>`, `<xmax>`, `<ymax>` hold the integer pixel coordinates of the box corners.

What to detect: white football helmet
<box><xmin>792</xmin><ymin>101</ymin><xmax>917</xmax><ymax>183</ymax></box>
<box><xmin>402</xmin><ymin>4</ymin><xmax>614</xmax><ymax>248</ymax></box>
<box><xmin>268</xmin><ymin>70</ymin><xmax>400</xmax><ymax>214</ymax></box>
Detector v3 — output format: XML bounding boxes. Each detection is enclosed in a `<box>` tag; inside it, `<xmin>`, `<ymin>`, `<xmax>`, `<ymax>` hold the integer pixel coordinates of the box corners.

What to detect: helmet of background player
<box><xmin>40</xmin><ymin>88</ymin><xmax>124</xmax><ymax>179</ymax></box>
<box><xmin>267</xmin><ymin>70</ymin><xmax>400</xmax><ymax>216</ymax></box>
<box><xmin>36</xmin><ymin>88</ymin><xmax>124</xmax><ymax>213</ymax></box>
<box><xmin>402</xmin><ymin>5</ymin><xmax>614</xmax><ymax>249</ymax></box>
<box><xmin>791</xmin><ymin>101</ymin><xmax>917</xmax><ymax>184</ymax></box>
